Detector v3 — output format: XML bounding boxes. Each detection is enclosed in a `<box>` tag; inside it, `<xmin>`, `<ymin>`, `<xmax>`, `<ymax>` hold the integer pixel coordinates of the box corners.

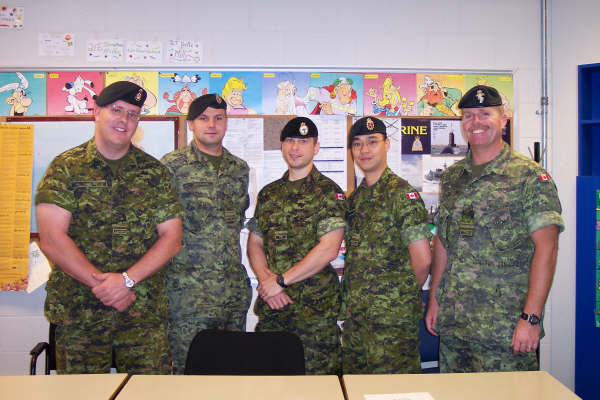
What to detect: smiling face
<box><xmin>94</xmin><ymin>100</ymin><xmax>141</xmax><ymax>159</ymax></box>
<box><xmin>460</xmin><ymin>106</ymin><xmax>507</xmax><ymax>154</ymax></box>
<box><xmin>187</xmin><ymin>107</ymin><xmax>228</xmax><ymax>155</ymax></box>
<box><xmin>335</xmin><ymin>83</ymin><xmax>353</xmax><ymax>104</ymax></box>
<box><xmin>226</xmin><ymin>89</ymin><xmax>244</xmax><ymax>108</ymax></box>
<box><xmin>281</xmin><ymin>137</ymin><xmax>319</xmax><ymax>175</ymax></box>
<box><xmin>351</xmin><ymin>133</ymin><xmax>389</xmax><ymax>178</ymax></box>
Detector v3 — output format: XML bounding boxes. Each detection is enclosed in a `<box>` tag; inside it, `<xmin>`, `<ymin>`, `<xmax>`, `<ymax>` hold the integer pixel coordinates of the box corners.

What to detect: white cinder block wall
<box><xmin>0</xmin><ymin>0</ymin><xmax>587</xmax><ymax>389</ymax></box>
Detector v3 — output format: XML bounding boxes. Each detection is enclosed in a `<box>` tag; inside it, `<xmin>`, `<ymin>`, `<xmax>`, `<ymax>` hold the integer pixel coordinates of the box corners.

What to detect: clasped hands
<box><xmin>258</xmin><ymin>273</ymin><xmax>294</xmax><ymax>310</ymax></box>
<box><xmin>91</xmin><ymin>272</ymin><xmax>136</xmax><ymax>312</ymax></box>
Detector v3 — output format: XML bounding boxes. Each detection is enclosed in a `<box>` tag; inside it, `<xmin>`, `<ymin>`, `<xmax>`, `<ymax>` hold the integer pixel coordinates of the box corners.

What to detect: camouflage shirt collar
<box><xmin>281</xmin><ymin>165</ymin><xmax>319</xmax><ymax>189</ymax></box>
<box><xmin>357</xmin><ymin>166</ymin><xmax>393</xmax><ymax>193</ymax></box>
<box><xmin>463</xmin><ymin>142</ymin><xmax>511</xmax><ymax>176</ymax></box>
<box><xmin>85</xmin><ymin>139</ymin><xmax>139</xmax><ymax>170</ymax></box>
<box><xmin>189</xmin><ymin>139</ymin><xmax>232</xmax><ymax>164</ymax></box>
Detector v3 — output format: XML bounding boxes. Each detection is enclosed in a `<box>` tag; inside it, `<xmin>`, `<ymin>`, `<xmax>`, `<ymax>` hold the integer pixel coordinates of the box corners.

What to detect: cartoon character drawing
<box><xmin>126</xmin><ymin>75</ymin><xmax>157</xmax><ymax>114</ymax></box>
<box><xmin>0</xmin><ymin>72</ymin><xmax>33</xmax><ymax>116</ymax></box>
<box><xmin>417</xmin><ymin>76</ymin><xmax>462</xmax><ymax>116</ymax></box>
<box><xmin>62</xmin><ymin>75</ymin><xmax>96</xmax><ymax>114</ymax></box>
<box><xmin>305</xmin><ymin>77</ymin><xmax>357</xmax><ymax>115</ymax></box>
<box><xmin>275</xmin><ymin>80</ymin><xmax>308</xmax><ymax>115</ymax></box>
<box><xmin>163</xmin><ymin>84</ymin><xmax>201</xmax><ymax>115</ymax></box>
<box><xmin>221</xmin><ymin>77</ymin><xmax>257</xmax><ymax>115</ymax></box>
<box><xmin>367</xmin><ymin>77</ymin><xmax>413</xmax><ymax>116</ymax></box>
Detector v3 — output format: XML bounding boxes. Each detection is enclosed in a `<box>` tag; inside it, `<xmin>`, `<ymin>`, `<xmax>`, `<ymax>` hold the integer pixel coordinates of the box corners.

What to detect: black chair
<box><xmin>29</xmin><ymin>323</ymin><xmax>57</xmax><ymax>375</ymax></box>
<box><xmin>29</xmin><ymin>323</ymin><xmax>116</xmax><ymax>374</ymax></box>
<box><xmin>184</xmin><ymin>329</ymin><xmax>305</xmax><ymax>375</ymax></box>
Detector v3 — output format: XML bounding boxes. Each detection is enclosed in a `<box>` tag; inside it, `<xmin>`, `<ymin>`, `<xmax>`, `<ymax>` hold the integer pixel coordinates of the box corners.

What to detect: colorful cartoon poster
<box><xmin>46</xmin><ymin>72</ymin><xmax>103</xmax><ymax>116</ymax></box>
<box><xmin>0</xmin><ymin>5</ymin><xmax>24</xmax><ymax>29</ymax></box>
<box><xmin>126</xmin><ymin>40</ymin><xmax>162</xmax><ymax>65</ymax></box>
<box><xmin>431</xmin><ymin>119</ymin><xmax>466</xmax><ymax>156</ymax></box>
<box><xmin>401</xmin><ymin>118</ymin><xmax>431</xmax><ymax>155</ymax></box>
<box><xmin>465</xmin><ymin>74</ymin><xmax>514</xmax><ymax>117</ymax></box>
<box><xmin>305</xmin><ymin>73</ymin><xmax>363</xmax><ymax>116</ymax></box>
<box><xmin>363</xmin><ymin>73</ymin><xmax>416</xmax><ymax>116</ymax></box>
<box><xmin>416</xmin><ymin>74</ymin><xmax>465</xmax><ymax>117</ymax></box>
<box><xmin>166</xmin><ymin>39</ymin><xmax>203</xmax><ymax>64</ymax></box>
<box><xmin>262</xmin><ymin>72</ymin><xmax>310</xmax><ymax>115</ymax></box>
<box><xmin>210</xmin><ymin>72</ymin><xmax>262</xmax><ymax>115</ymax></box>
<box><xmin>158</xmin><ymin>71</ymin><xmax>209</xmax><ymax>115</ymax></box>
<box><xmin>87</xmin><ymin>39</ymin><xmax>124</xmax><ymax>62</ymax></box>
<box><xmin>0</xmin><ymin>72</ymin><xmax>46</xmax><ymax>116</ymax></box>
<box><xmin>105</xmin><ymin>71</ymin><xmax>158</xmax><ymax>115</ymax></box>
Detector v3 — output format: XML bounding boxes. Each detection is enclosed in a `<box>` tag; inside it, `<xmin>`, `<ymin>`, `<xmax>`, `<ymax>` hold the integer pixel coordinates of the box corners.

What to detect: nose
<box><xmin>207</xmin><ymin>117</ymin><xmax>216</xmax><ymax>127</ymax></box>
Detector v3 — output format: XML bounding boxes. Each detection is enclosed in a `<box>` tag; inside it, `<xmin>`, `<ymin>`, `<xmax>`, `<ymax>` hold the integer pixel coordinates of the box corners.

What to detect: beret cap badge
<box><xmin>135</xmin><ymin>89</ymin><xmax>143</xmax><ymax>102</ymax></box>
<box><xmin>299</xmin><ymin>122</ymin><xmax>309</xmax><ymax>136</ymax></box>
<box><xmin>366</xmin><ymin>118</ymin><xmax>375</xmax><ymax>131</ymax></box>
<box><xmin>215</xmin><ymin>94</ymin><xmax>222</xmax><ymax>104</ymax></box>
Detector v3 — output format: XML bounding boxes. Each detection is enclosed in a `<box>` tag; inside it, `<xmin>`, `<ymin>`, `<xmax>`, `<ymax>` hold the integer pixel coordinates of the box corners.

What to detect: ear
<box><xmin>384</xmin><ymin>137</ymin><xmax>391</xmax><ymax>152</ymax></box>
<box><xmin>314</xmin><ymin>140</ymin><xmax>320</xmax><ymax>156</ymax></box>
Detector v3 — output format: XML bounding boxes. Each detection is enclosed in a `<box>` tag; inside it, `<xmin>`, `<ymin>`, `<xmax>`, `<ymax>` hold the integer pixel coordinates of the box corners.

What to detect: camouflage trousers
<box><xmin>342</xmin><ymin>317</ymin><xmax>421</xmax><ymax>374</ymax></box>
<box><xmin>256</xmin><ymin>314</ymin><xmax>341</xmax><ymax>375</ymax></box>
<box><xmin>54</xmin><ymin>319</ymin><xmax>171</xmax><ymax>374</ymax></box>
<box><xmin>439</xmin><ymin>334</ymin><xmax>539</xmax><ymax>372</ymax></box>
<box><xmin>168</xmin><ymin>308</ymin><xmax>248</xmax><ymax>374</ymax></box>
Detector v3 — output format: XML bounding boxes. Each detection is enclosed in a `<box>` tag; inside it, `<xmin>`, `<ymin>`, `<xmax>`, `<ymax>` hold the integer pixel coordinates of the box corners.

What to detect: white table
<box><xmin>116</xmin><ymin>374</ymin><xmax>345</xmax><ymax>400</ymax></box>
<box><xmin>343</xmin><ymin>371</ymin><xmax>581</xmax><ymax>400</ymax></box>
<box><xmin>0</xmin><ymin>373</ymin><xmax>128</xmax><ymax>400</ymax></box>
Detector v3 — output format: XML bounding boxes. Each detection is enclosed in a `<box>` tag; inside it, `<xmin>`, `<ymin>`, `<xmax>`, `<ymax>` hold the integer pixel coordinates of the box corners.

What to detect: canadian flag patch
<box><xmin>335</xmin><ymin>193</ymin><xmax>345</xmax><ymax>200</ymax></box>
<box><xmin>539</xmin><ymin>173</ymin><xmax>550</xmax><ymax>182</ymax></box>
<box><xmin>406</xmin><ymin>192</ymin><xmax>419</xmax><ymax>199</ymax></box>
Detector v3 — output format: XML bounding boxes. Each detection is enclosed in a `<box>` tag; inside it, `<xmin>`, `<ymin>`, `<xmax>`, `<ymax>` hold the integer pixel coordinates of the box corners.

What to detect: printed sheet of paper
<box><xmin>364</xmin><ymin>392</ymin><xmax>435</xmax><ymax>400</ymax></box>
<box><xmin>26</xmin><ymin>240</ymin><xmax>51</xmax><ymax>293</ymax></box>
<box><xmin>0</xmin><ymin>123</ymin><xmax>33</xmax><ymax>291</ymax></box>
<box><xmin>311</xmin><ymin>115</ymin><xmax>347</xmax><ymax>191</ymax></box>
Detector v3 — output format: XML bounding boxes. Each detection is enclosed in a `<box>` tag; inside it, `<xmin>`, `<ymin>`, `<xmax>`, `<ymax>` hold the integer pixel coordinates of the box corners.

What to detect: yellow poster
<box><xmin>0</xmin><ymin>123</ymin><xmax>33</xmax><ymax>291</ymax></box>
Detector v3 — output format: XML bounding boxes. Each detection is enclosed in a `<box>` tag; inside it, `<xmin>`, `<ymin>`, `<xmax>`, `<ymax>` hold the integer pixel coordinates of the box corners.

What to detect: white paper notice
<box><xmin>126</xmin><ymin>41</ymin><xmax>162</xmax><ymax>64</ymax></box>
<box><xmin>0</xmin><ymin>5</ymin><xmax>24</xmax><ymax>29</ymax></box>
<box><xmin>166</xmin><ymin>39</ymin><xmax>203</xmax><ymax>64</ymax></box>
<box><xmin>310</xmin><ymin>115</ymin><xmax>347</xmax><ymax>191</ymax></box>
<box><xmin>26</xmin><ymin>241</ymin><xmax>51</xmax><ymax>293</ymax></box>
<box><xmin>38</xmin><ymin>33</ymin><xmax>75</xmax><ymax>56</ymax></box>
<box><xmin>87</xmin><ymin>39</ymin><xmax>124</xmax><ymax>62</ymax></box>
<box><xmin>364</xmin><ymin>392</ymin><xmax>435</xmax><ymax>400</ymax></box>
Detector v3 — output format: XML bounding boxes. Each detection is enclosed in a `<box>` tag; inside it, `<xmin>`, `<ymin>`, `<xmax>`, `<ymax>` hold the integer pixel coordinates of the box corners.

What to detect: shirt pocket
<box><xmin>485</xmin><ymin>207</ymin><xmax>522</xmax><ymax>251</ymax></box>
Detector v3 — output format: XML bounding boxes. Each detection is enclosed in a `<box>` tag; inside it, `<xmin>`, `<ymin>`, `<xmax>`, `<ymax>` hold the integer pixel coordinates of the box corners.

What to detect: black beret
<box><xmin>349</xmin><ymin>116</ymin><xmax>386</xmax><ymax>145</ymax></box>
<box><xmin>280</xmin><ymin>117</ymin><xmax>318</xmax><ymax>141</ymax></box>
<box><xmin>95</xmin><ymin>81</ymin><xmax>146</xmax><ymax>108</ymax></box>
<box><xmin>458</xmin><ymin>85</ymin><xmax>503</xmax><ymax>109</ymax></box>
<box><xmin>187</xmin><ymin>93</ymin><xmax>227</xmax><ymax>120</ymax></box>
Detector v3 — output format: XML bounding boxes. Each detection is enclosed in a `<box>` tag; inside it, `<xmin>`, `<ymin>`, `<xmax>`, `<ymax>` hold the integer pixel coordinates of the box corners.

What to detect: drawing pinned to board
<box><xmin>416</xmin><ymin>74</ymin><xmax>465</xmax><ymax>117</ymax></box>
<box><xmin>46</xmin><ymin>72</ymin><xmax>103</xmax><ymax>116</ymax></box>
<box><xmin>464</xmin><ymin>74</ymin><xmax>514</xmax><ymax>117</ymax></box>
<box><xmin>305</xmin><ymin>73</ymin><xmax>363</xmax><ymax>116</ymax></box>
<box><xmin>210</xmin><ymin>72</ymin><xmax>262</xmax><ymax>115</ymax></box>
<box><xmin>105</xmin><ymin>71</ymin><xmax>158</xmax><ymax>114</ymax></box>
<box><xmin>87</xmin><ymin>39</ymin><xmax>124</xmax><ymax>62</ymax></box>
<box><xmin>363</xmin><ymin>73</ymin><xmax>417</xmax><ymax>117</ymax></box>
<box><xmin>262</xmin><ymin>72</ymin><xmax>310</xmax><ymax>115</ymax></box>
<box><xmin>159</xmin><ymin>71</ymin><xmax>209</xmax><ymax>115</ymax></box>
<box><xmin>166</xmin><ymin>39</ymin><xmax>203</xmax><ymax>64</ymax></box>
<box><xmin>0</xmin><ymin>5</ymin><xmax>24</xmax><ymax>29</ymax></box>
<box><xmin>0</xmin><ymin>72</ymin><xmax>46</xmax><ymax>116</ymax></box>
<box><xmin>126</xmin><ymin>40</ymin><xmax>162</xmax><ymax>65</ymax></box>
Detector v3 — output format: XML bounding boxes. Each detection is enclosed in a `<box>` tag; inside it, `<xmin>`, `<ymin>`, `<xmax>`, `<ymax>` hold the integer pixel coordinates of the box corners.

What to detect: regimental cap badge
<box><xmin>215</xmin><ymin>94</ymin><xmax>222</xmax><ymax>104</ymax></box>
<box><xmin>299</xmin><ymin>122</ymin><xmax>309</xmax><ymax>136</ymax></box>
<box><xmin>135</xmin><ymin>89</ymin><xmax>143</xmax><ymax>102</ymax></box>
<box><xmin>476</xmin><ymin>89</ymin><xmax>485</xmax><ymax>104</ymax></box>
<box><xmin>366</xmin><ymin>118</ymin><xmax>375</xmax><ymax>131</ymax></box>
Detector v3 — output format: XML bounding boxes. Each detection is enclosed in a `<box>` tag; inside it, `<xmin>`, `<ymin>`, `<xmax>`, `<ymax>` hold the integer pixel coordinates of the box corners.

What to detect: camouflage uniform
<box><xmin>246</xmin><ymin>166</ymin><xmax>346</xmax><ymax>375</ymax></box>
<box><xmin>35</xmin><ymin>139</ymin><xmax>183</xmax><ymax>374</ymax></box>
<box><xmin>342</xmin><ymin>167</ymin><xmax>431</xmax><ymax>374</ymax></box>
<box><xmin>161</xmin><ymin>140</ymin><xmax>251</xmax><ymax>374</ymax></box>
<box><xmin>435</xmin><ymin>142</ymin><xmax>564</xmax><ymax>372</ymax></box>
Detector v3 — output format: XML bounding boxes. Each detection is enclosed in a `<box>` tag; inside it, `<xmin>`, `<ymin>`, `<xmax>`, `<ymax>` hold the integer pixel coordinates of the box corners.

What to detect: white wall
<box><xmin>0</xmin><ymin>0</ymin><xmax>578</xmax><ymax>388</ymax></box>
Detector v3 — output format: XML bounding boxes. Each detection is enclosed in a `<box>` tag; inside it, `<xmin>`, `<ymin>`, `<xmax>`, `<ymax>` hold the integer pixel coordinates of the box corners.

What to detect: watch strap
<box><xmin>521</xmin><ymin>312</ymin><xmax>540</xmax><ymax>325</ymax></box>
<box><xmin>276</xmin><ymin>274</ymin><xmax>288</xmax><ymax>288</ymax></box>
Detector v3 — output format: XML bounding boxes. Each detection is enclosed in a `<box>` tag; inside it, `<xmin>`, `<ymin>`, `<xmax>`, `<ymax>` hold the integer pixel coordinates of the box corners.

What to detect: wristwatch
<box><xmin>276</xmin><ymin>274</ymin><xmax>288</xmax><ymax>289</ymax></box>
<box><xmin>122</xmin><ymin>272</ymin><xmax>136</xmax><ymax>289</ymax></box>
<box><xmin>521</xmin><ymin>312</ymin><xmax>541</xmax><ymax>326</ymax></box>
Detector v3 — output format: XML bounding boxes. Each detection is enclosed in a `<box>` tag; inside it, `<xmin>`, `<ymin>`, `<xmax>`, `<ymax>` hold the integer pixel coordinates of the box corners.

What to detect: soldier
<box><xmin>425</xmin><ymin>85</ymin><xmax>564</xmax><ymax>372</ymax></box>
<box><xmin>343</xmin><ymin>116</ymin><xmax>432</xmax><ymax>374</ymax></box>
<box><xmin>161</xmin><ymin>93</ymin><xmax>251</xmax><ymax>374</ymax></box>
<box><xmin>246</xmin><ymin>117</ymin><xmax>346</xmax><ymax>375</ymax></box>
<box><xmin>35</xmin><ymin>81</ymin><xmax>183</xmax><ymax>374</ymax></box>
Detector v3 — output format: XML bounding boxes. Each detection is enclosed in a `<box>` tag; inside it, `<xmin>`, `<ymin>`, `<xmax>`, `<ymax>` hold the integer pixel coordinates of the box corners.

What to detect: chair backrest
<box><xmin>184</xmin><ymin>329</ymin><xmax>305</xmax><ymax>375</ymax></box>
